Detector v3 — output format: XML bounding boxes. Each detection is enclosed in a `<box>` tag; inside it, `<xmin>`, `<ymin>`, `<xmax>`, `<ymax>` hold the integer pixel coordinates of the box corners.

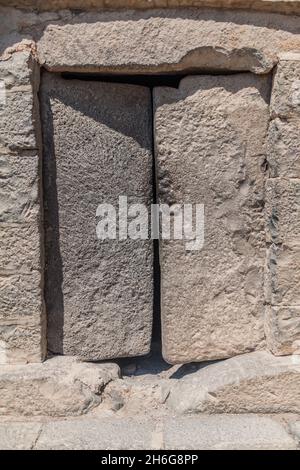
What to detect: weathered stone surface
<box><xmin>34</xmin><ymin>9</ymin><xmax>300</xmax><ymax>75</ymax></box>
<box><xmin>35</xmin><ymin>417</ymin><xmax>157</xmax><ymax>450</ymax></box>
<box><xmin>41</xmin><ymin>72</ymin><xmax>153</xmax><ymax>360</ymax></box>
<box><xmin>289</xmin><ymin>420</ymin><xmax>300</xmax><ymax>443</ymax></box>
<box><xmin>0</xmin><ymin>51</ymin><xmax>44</xmax><ymax>364</ymax></box>
<box><xmin>265</xmin><ymin>179</ymin><xmax>300</xmax><ymax>307</ymax></box>
<box><xmin>0</xmin><ymin>154</ymin><xmax>39</xmax><ymax>223</ymax></box>
<box><xmin>154</xmin><ymin>75</ymin><xmax>269</xmax><ymax>364</ymax></box>
<box><xmin>270</xmin><ymin>54</ymin><xmax>300</xmax><ymax>119</ymax></box>
<box><xmin>164</xmin><ymin>415</ymin><xmax>297</xmax><ymax>450</ymax></box>
<box><xmin>265</xmin><ymin>306</ymin><xmax>300</xmax><ymax>355</ymax></box>
<box><xmin>165</xmin><ymin>351</ymin><xmax>300</xmax><ymax>414</ymax></box>
<box><xmin>0</xmin><ymin>422</ymin><xmax>42</xmax><ymax>450</ymax></box>
<box><xmin>0</xmin><ymin>414</ymin><xmax>296</xmax><ymax>450</ymax></box>
<box><xmin>265</xmin><ymin>56</ymin><xmax>300</xmax><ymax>355</ymax></box>
<box><xmin>0</xmin><ymin>321</ymin><xmax>45</xmax><ymax>364</ymax></box>
<box><xmin>0</xmin><ymin>223</ymin><xmax>40</xmax><ymax>272</ymax></box>
<box><xmin>267</xmin><ymin>118</ymin><xmax>300</xmax><ymax>178</ymax></box>
<box><xmin>1</xmin><ymin>1</ymin><xmax>300</xmax><ymax>15</ymax></box>
<box><xmin>0</xmin><ymin>356</ymin><xmax>120</xmax><ymax>417</ymax></box>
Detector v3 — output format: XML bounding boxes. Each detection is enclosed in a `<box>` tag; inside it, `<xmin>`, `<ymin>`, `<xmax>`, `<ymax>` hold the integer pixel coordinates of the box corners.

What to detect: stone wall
<box><xmin>0</xmin><ymin>4</ymin><xmax>300</xmax><ymax>364</ymax></box>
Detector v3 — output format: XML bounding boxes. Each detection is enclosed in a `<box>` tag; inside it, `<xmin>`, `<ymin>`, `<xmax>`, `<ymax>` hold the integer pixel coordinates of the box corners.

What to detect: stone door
<box><xmin>41</xmin><ymin>73</ymin><xmax>153</xmax><ymax>360</ymax></box>
<box><xmin>154</xmin><ymin>74</ymin><xmax>270</xmax><ymax>363</ymax></box>
<box><xmin>41</xmin><ymin>72</ymin><xmax>272</xmax><ymax>364</ymax></box>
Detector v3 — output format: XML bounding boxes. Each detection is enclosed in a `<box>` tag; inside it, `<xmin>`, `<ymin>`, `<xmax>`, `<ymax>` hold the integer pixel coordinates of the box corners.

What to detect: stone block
<box><xmin>265</xmin><ymin>244</ymin><xmax>300</xmax><ymax>306</ymax></box>
<box><xmin>165</xmin><ymin>351</ymin><xmax>300</xmax><ymax>414</ymax></box>
<box><xmin>271</xmin><ymin>55</ymin><xmax>300</xmax><ymax>119</ymax></box>
<box><xmin>0</xmin><ymin>320</ymin><xmax>44</xmax><ymax>364</ymax></box>
<box><xmin>0</xmin><ymin>222</ymin><xmax>41</xmax><ymax>272</ymax></box>
<box><xmin>0</xmin><ymin>356</ymin><xmax>120</xmax><ymax>416</ymax></box>
<box><xmin>164</xmin><ymin>415</ymin><xmax>297</xmax><ymax>450</ymax></box>
<box><xmin>0</xmin><ymin>154</ymin><xmax>40</xmax><ymax>223</ymax></box>
<box><xmin>0</xmin><ymin>271</ymin><xmax>43</xmax><ymax>320</ymax></box>
<box><xmin>36</xmin><ymin>9</ymin><xmax>300</xmax><ymax>76</ymax></box>
<box><xmin>154</xmin><ymin>74</ymin><xmax>269</xmax><ymax>363</ymax></box>
<box><xmin>267</xmin><ymin>118</ymin><xmax>300</xmax><ymax>178</ymax></box>
<box><xmin>41</xmin><ymin>72</ymin><xmax>153</xmax><ymax>360</ymax></box>
<box><xmin>265</xmin><ymin>306</ymin><xmax>300</xmax><ymax>355</ymax></box>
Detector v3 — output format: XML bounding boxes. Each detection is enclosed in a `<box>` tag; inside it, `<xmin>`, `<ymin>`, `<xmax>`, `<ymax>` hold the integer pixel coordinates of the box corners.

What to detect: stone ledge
<box><xmin>0</xmin><ymin>356</ymin><xmax>120</xmax><ymax>417</ymax></box>
<box><xmin>165</xmin><ymin>351</ymin><xmax>300</xmax><ymax>414</ymax></box>
<box><xmin>0</xmin><ymin>415</ymin><xmax>297</xmax><ymax>450</ymax></box>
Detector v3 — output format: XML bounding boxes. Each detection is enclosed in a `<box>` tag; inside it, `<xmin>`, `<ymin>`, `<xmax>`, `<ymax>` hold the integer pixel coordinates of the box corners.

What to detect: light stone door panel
<box><xmin>154</xmin><ymin>74</ymin><xmax>270</xmax><ymax>364</ymax></box>
<box><xmin>41</xmin><ymin>73</ymin><xmax>153</xmax><ymax>360</ymax></box>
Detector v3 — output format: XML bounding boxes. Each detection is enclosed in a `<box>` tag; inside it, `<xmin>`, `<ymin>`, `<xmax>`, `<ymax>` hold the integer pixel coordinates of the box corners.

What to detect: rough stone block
<box><xmin>0</xmin><ymin>271</ymin><xmax>43</xmax><ymax>320</ymax></box>
<box><xmin>165</xmin><ymin>351</ymin><xmax>300</xmax><ymax>414</ymax></box>
<box><xmin>271</xmin><ymin>55</ymin><xmax>300</xmax><ymax>119</ymax></box>
<box><xmin>164</xmin><ymin>415</ymin><xmax>297</xmax><ymax>450</ymax></box>
<box><xmin>0</xmin><ymin>356</ymin><xmax>120</xmax><ymax>416</ymax></box>
<box><xmin>41</xmin><ymin>73</ymin><xmax>153</xmax><ymax>360</ymax></box>
<box><xmin>0</xmin><ymin>320</ymin><xmax>44</xmax><ymax>364</ymax></box>
<box><xmin>35</xmin><ymin>417</ymin><xmax>156</xmax><ymax>450</ymax></box>
<box><xmin>0</xmin><ymin>222</ymin><xmax>41</xmax><ymax>272</ymax></box>
<box><xmin>35</xmin><ymin>9</ymin><xmax>300</xmax><ymax>75</ymax></box>
<box><xmin>0</xmin><ymin>154</ymin><xmax>40</xmax><ymax>223</ymax></box>
<box><xmin>265</xmin><ymin>244</ymin><xmax>300</xmax><ymax>306</ymax></box>
<box><xmin>267</xmin><ymin>118</ymin><xmax>300</xmax><ymax>178</ymax></box>
<box><xmin>0</xmin><ymin>422</ymin><xmax>42</xmax><ymax>450</ymax></box>
<box><xmin>154</xmin><ymin>74</ymin><xmax>269</xmax><ymax>363</ymax></box>
<box><xmin>265</xmin><ymin>306</ymin><xmax>300</xmax><ymax>355</ymax></box>
<box><xmin>265</xmin><ymin>178</ymin><xmax>300</xmax><ymax>246</ymax></box>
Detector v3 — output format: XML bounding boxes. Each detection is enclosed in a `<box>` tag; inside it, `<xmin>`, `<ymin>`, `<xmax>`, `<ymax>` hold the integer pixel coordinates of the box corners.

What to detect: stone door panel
<box><xmin>154</xmin><ymin>74</ymin><xmax>270</xmax><ymax>364</ymax></box>
<box><xmin>41</xmin><ymin>73</ymin><xmax>153</xmax><ymax>360</ymax></box>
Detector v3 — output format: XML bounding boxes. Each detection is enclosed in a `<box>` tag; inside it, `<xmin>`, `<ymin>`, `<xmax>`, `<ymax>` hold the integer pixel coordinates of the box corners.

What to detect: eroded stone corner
<box><xmin>265</xmin><ymin>53</ymin><xmax>300</xmax><ymax>356</ymax></box>
<box><xmin>0</xmin><ymin>49</ymin><xmax>46</xmax><ymax>364</ymax></box>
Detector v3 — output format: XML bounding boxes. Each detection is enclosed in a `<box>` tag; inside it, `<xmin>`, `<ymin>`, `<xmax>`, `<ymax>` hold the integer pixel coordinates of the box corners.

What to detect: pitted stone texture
<box><xmin>271</xmin><ymin>56</ymin><xmax>300</xmax><ymax>119</ymax></box>
<box><xmin>0</xmin><ymin>356</ymin><xmax>120</xmax><ymax>417</ymax></box>
<box><xmin>267</xmin><ymin>118</ymin><xmax>300</xmax><ymax>178</ymax></box>
<box><xmin>0</xmin><ymin>52</ymin><xmax>39</xmax><ymax>151</ymax></box>
<box><xmin>265</xmin><ymin>179</ymin><xmax>300</xmax><ymax>308</ymax></box>
<box><xmin>166</xmin><ymin>351</ymin><xmax>300</xmax><ymax>414</ymax></box>
<box><xmin>41</xmin><ymin>73</ymin><xmax>153</xmax><ymax>360</ymax></box>
<box><xmin>35</xmin><ymin>9</ymin><xmax>300</xmax><ymax>75</ymax></box>
<box><xmin>265</xmin><ymin>306</ymin><xmax>300</xmax><ymax>355</ymax></box>
<box><xmin>0</xmin><ymin>154</ymin><xmax>39</xmax><ymax>224</ymax></box>
<box><xmin>0</xmin><ymin>51</ymin><xmax>44</xmax><ymax>364</ymax></box>
<box><xmin>154</xmin><ymin>75</ymin><xmax>269</xmax><ymax>364</ymax></box>
<box><xmin>0</xmin><ymin>321</ymin><xmax>44</xmax><ymax>365</ymax></box>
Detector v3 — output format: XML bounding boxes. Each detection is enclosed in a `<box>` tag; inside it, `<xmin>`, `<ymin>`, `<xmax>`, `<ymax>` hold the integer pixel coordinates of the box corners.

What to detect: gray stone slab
<box><xmin>164</xmin><ymin>415</ymin><xmax>297</xmax><ymax>450</ymax></box>
<box><xmin>0</xmin><ymin>422</ymin><xmax>42</xmax><ymax>450</ymax></box>
<box><xmin>154</xmin><ymin>74</ymin><xmax>269</xmax><ymax>364</ymax></box>
<box><xmin>35</xmin><ymin>417</ymin><xmax>156</xmax><ymax>450</ymax></box>
<box><xmin>41</xmin><ymin>73</ymin><xmax>153</xmax><ymax>360</ymax></box>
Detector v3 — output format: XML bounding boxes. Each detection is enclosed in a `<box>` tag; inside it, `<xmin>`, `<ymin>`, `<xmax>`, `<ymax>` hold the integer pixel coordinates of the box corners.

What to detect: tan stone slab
<box><xmin>265</xmin><ymin>306</ymin><xmax>300</xmax><ymax>355</ymax></box>
<box><xmin>35</xmin><ymin>9</ymin><xmax>300</xmax><ymax>75</ymax></box>
<box><xmin>41</xmin><ymin>72</ymin><xmax>153</xmax><ymax>360</ymax></box>
<box><xmin>154</xmin><ymin>74</ymin><xmax>269</xmax><ymax>363</ymax></box>
<box><xmin>166</xmin><ymin>351</ymin><xmax>300</xmax><ymax>413</ymax></box>
<box><xmin>0</xmin><ymin>356</ymin><xmax>120</xmax><ymax>416</ymax></box>
<box><xmin>271</xmin><ymin>58</ymin><xmax>300</xmax><ymax>119</ymax></box>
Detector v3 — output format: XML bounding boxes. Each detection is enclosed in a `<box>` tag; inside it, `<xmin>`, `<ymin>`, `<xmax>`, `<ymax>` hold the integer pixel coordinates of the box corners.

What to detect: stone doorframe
<box><xmin>0</xmin><ymin>5</ymin><xmax>300</xmax><ymax>364</ymax></box>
